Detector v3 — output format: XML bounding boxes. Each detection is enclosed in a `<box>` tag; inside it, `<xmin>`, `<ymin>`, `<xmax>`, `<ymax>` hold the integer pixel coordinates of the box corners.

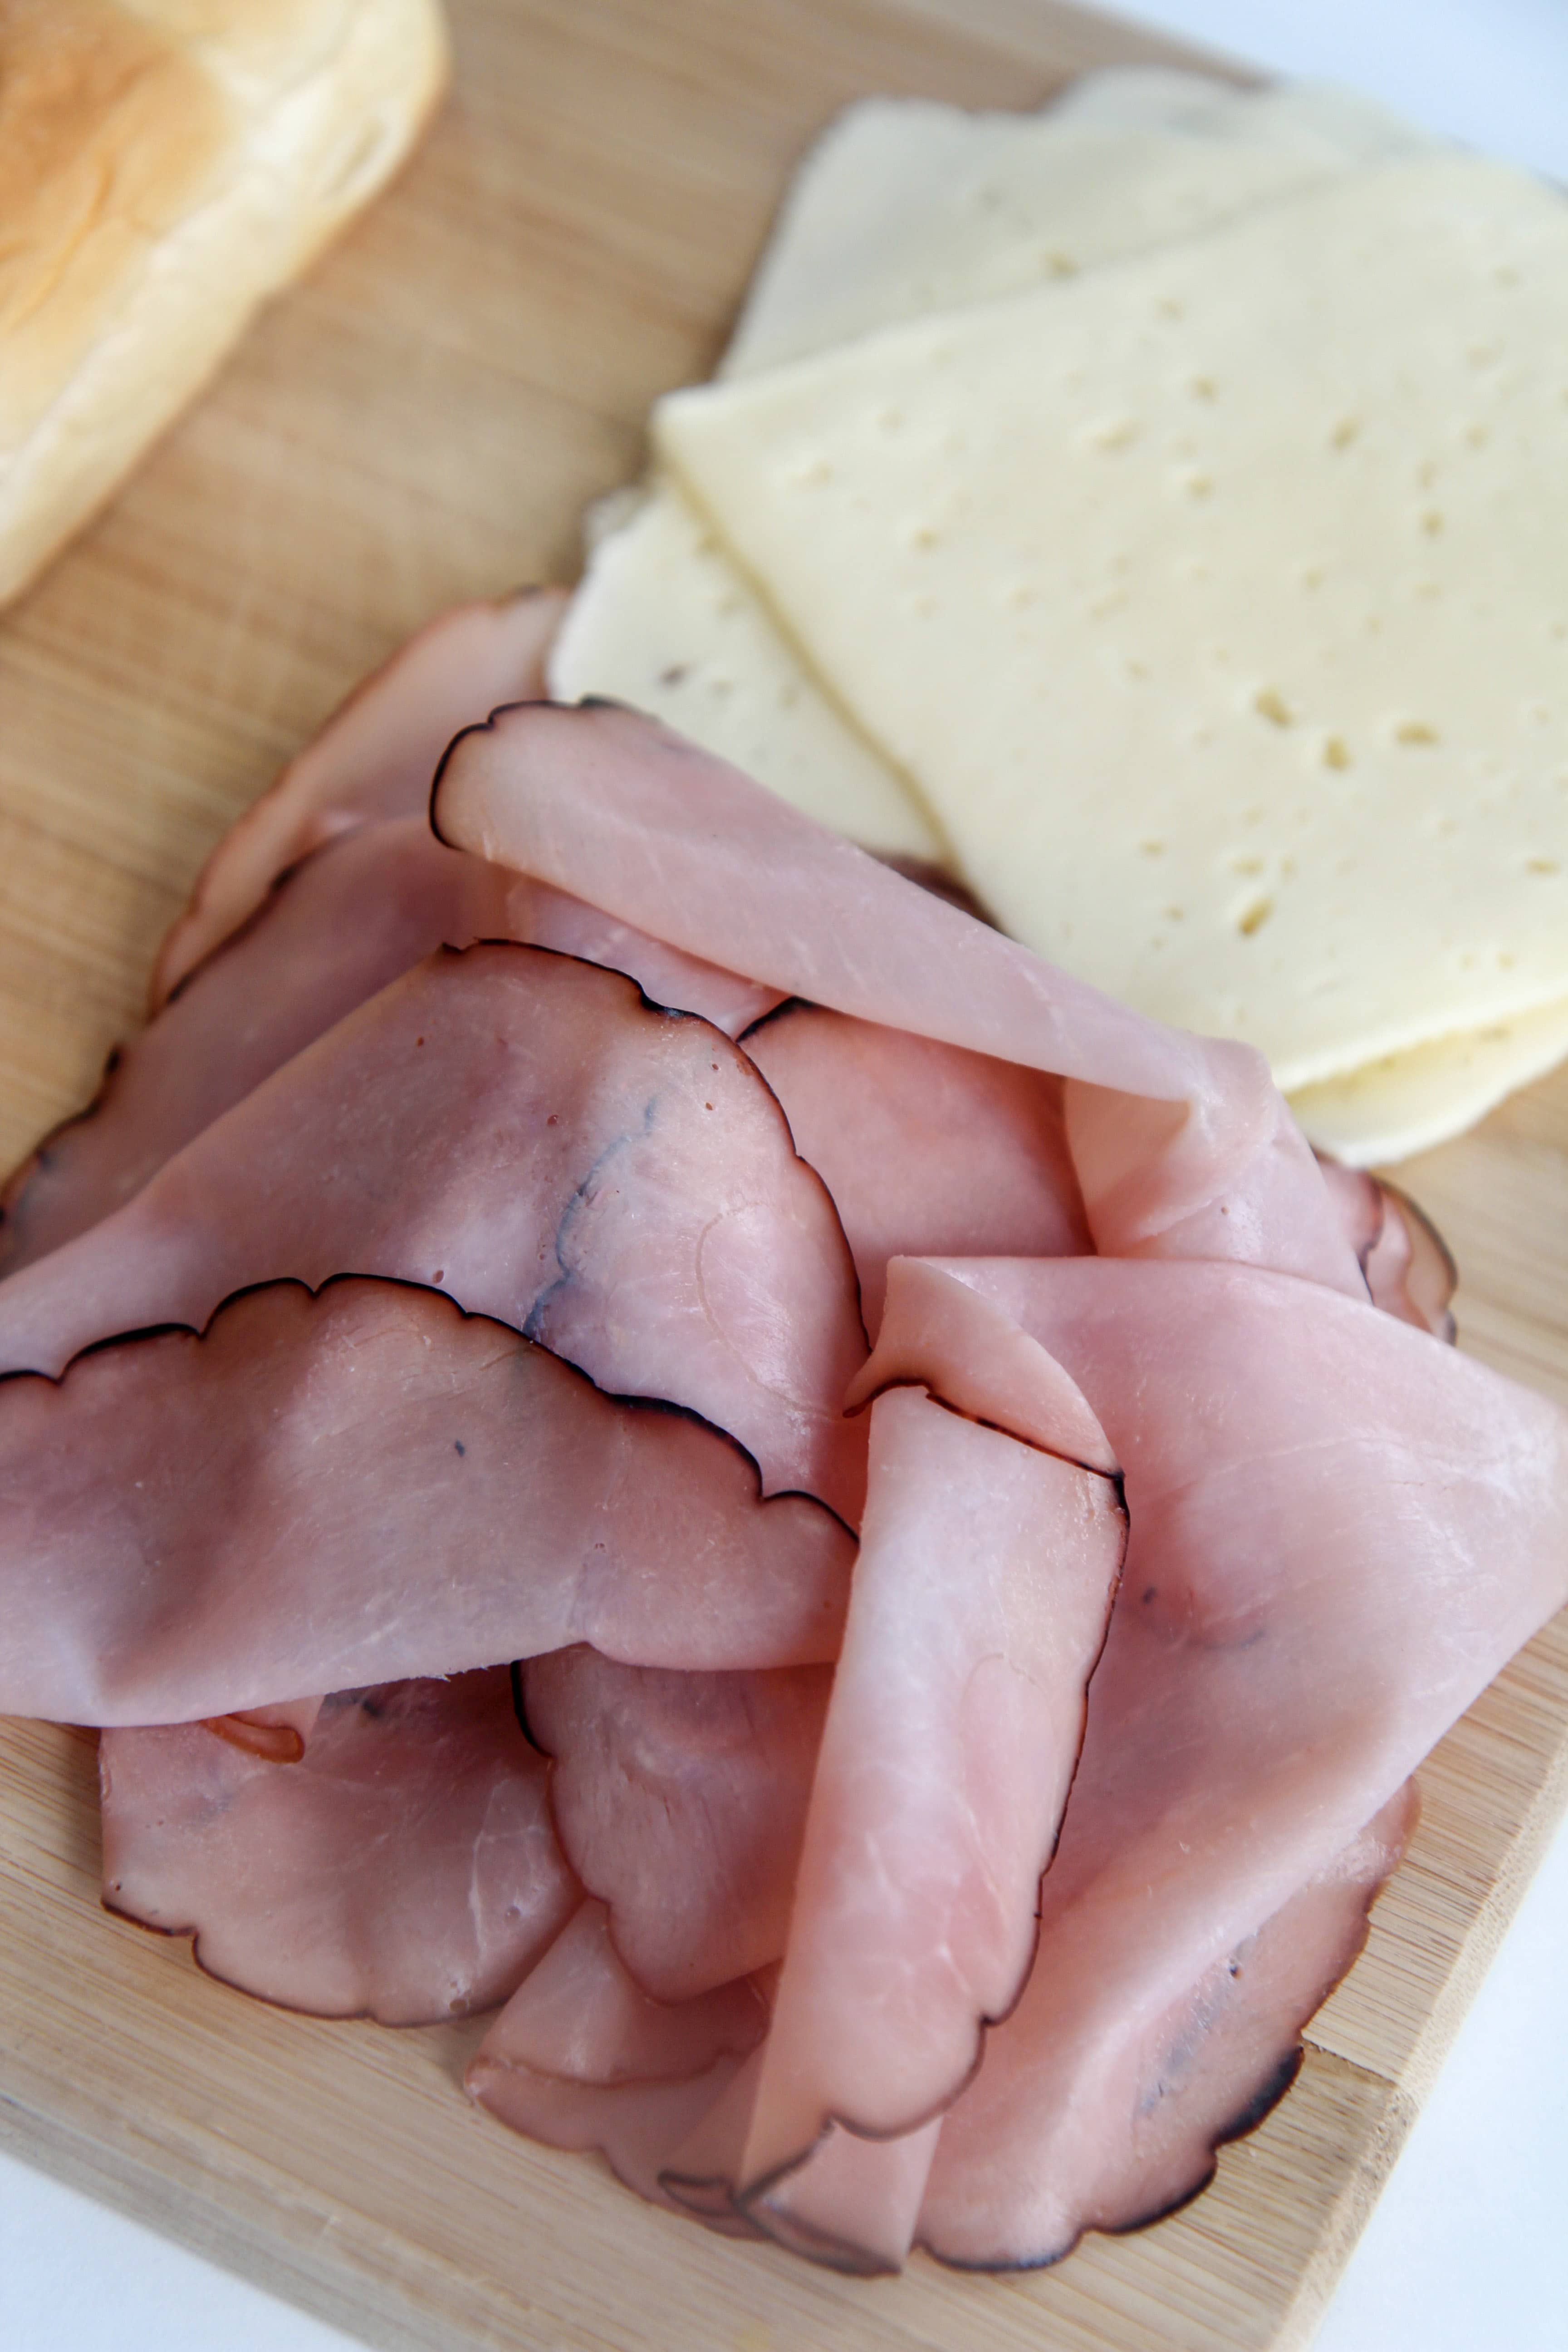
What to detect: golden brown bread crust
<box><xmin>0</xmin><ymin>0</ymin><xmax>450</xmax><ymax>603</ymax></box>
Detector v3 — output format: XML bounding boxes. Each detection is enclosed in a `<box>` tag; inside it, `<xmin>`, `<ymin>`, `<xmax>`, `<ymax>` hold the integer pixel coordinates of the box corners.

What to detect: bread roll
<box><xmin>0</xmin><ymin>0</ymin><xmax>450</xmax><ymax>604</ymax></box>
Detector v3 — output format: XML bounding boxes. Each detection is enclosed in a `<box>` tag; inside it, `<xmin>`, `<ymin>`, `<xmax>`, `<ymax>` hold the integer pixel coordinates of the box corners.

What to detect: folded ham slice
<box><xmin>151</xmin><ymin>589</ymin><xmax>566</xmax><ymax>1009</ymax></box>
<box><xmin>432</xmin><ymin>701</ymin><xmax>1364</xmax><ymax>1295</ymax></box>
<box><xmin>729</xmin><ymin>1379</ymin><xmax>1123</xmax><ymax>2271</ymax></box>
<box><xmin>2</xmin><ymin>821</ymin><xmax>779</xmax><ymax>1284</ymax></box>
<box><xmin>742</xmin><ymin>1002</ymin><xmax>1088</xmax><ymax>1333</ymax></box>
<box><xmin>0</xmin><ymin>1278</ymin><xmax>853</xmax><ymax>1723</ymax></box>
<box><xmin>102</xmin><ymin>1670</ymin><xmax>579</xmax><ymax>2024</ymax></box>
<box><xmin>524</xmin><ymin>1647</ymin><xmax>830</xmax><ymax>2000</ymax></box>
<box><xmin>851</xmin><ymin>1253</ymin><xmax>1567</xmax><ymax>2265</ymax></box>
<box><xmin>466</xmin><ymin>1902</ymin><xmax>769</xmax><ymax>2222</ymax></box>
<box><xmin>0</xmin><ymin>943</ymin><xmax>867</xmax><ymax>1518</ymax></box>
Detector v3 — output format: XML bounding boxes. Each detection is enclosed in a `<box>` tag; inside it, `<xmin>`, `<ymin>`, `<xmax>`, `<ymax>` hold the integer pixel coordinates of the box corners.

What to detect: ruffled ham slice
<box><xmin>523</xmin><ymin>1646</ymin><xmax>830</xmax><ymax>1999</ymax></box>
<box><xmin>919</xmin><ymin>1787</ymin><xmax>1417</xmax><ymax>2267</ymax></box>
<box><xmin>151</xmin><ymin>590</ymin><xmax>566</xmax><ymax>1008</ymax></box>
<box><xmin>432</xmin><ymin>701</ymin><xmax>1363</xmax><ymax>1294</ymax></box>
<box><xmin>741</xmin><ymin>1003</ymin><xmax>1088</xmax><ymax>1333</ymax></box>
<box><xmin>101</xmin><ymin>1670</ymin><xmax>579</xmax><ymax>2025</ymax></box>
<box><xmin>731</xmin><ymin>1380</ymin><xmax>1124</xmax><ymax>2271</ymax></box>
<box><xmin>2</xmin><ymin>822</ymin><xmax>779</xmax><ymax>1283</ymax></box>
<box><xmin>466</xmin><ymin>1902</ymin><xmax>769</xmax><ymax>2222</ymax></box>
<box><xmin>0</xmin><ymin>944</ymin><xmax>867</xmax><ymax>1518</ymax></box>
<box><xmin>0</xmin><ymin>1278</ymin><xmax>853</xmax><ymax>1725</ymax></box>
<box><xmin>848</xmin><ymin>1253</ymin><xmax>1567</xmax><ymax>2265</ymax></box>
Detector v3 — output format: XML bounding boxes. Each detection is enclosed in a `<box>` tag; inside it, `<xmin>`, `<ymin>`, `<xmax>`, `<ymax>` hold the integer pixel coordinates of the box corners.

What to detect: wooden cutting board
<box><xmin>3</xmin><ymin>3</ymin><xmax>1567</xmax><ymax>2347</ymax></box>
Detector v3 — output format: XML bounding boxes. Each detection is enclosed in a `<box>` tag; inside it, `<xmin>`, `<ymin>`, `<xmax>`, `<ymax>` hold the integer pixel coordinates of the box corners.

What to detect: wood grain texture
<box><xmin>1</xmin><ymin>2</ymin><xmax>1565</xmax><ymax>2347</ymax></box>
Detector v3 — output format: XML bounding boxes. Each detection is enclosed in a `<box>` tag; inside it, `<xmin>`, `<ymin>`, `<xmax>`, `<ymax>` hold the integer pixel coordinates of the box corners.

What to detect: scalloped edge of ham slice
<box><xmin>102</xmin><ymin>1669</ymin><xmax>578</xmax><ymax>2025</ymax></box>
<box><xmin>0</xmin><ymin>943</ymin><xmax>868</xmax><ymax>1520</ymax></box>
<box><xmin>0</xmin><ymin>1276</ymin><xmax>854</xmax><ymax>1724</ymax></box>
<box><xmin>732</xmin><ymin>1382</ymin><xmax>1125</xmax><ymax>2258</ymax></box>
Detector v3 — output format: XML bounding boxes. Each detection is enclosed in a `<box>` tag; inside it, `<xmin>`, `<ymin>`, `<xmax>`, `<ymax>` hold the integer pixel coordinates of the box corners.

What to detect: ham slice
<box><xmin>2</xmin><ymin>822</ymin><xmax>779</xmax><ymax>1283</ymax></box>
<box><xmin>850</xmin><ymin>1253</ymin><xmax>1567</xmax><ymax>2264</ymax></box>
<box><xmin>523</xmin><ymin>1646</ymin><xmax>830</xmax><ymax>1999</ymax></box>
<box><xmin>733</xmin><ymin>1383</ymin><xmax>1124</xmax><ymax>2270</ymax></box>
<box><xmin>0</xmin><ymin>1277</ymin><xmax>853</xmax><ymax>1724</ymax></box>
<box><xmin>920</xmin><ymin>1787</ymin><xmax>1417</xmax><ymax>2266</ymax></box>
<box><xmin>431</xmin><ymin>700</ymin><xmax>1363</xmax><ymax>1294</ymax></box>
<box><xmin>742</xmin><ymin>1002</ymin><xmax>1088</xmax><ymax>1333</ymax></box>
<box><xmin>101</xmin><ymin>1670</ymin><xmax>578</xmax><ymax>2025</ymax></box>
<box><xmin>466</xmin><ymin>1902</ymin><xmax>769</xmax><ymax>2221</ymax></box>
<box><xmin>0</xmin><ymin>944</ymin><xmax>868</xmax><ymax>1518</ymax></box>
<box><xmin>151</xmin><ymin>590</ymin><xmax>566</xmax><ymax>1008</ymax></box>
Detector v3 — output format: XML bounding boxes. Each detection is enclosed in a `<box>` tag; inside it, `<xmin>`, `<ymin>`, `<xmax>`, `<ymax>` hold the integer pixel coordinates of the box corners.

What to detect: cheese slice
<box><xmin>656</xmin><ymin>153</ymin><xmax>1568</xmax><ymax>1095</ymax></box>
<box><xmin>722</xmin><ymin>75</ymin><xmax>1431</xmax><ymax>378</ymax></box>
<box><xmin>1289</xmin><ymin>998</ymin><xmax>1568</xmax><ymax>1165</ymax></box>
<box><xmin>555</xmin><ymin>74</ymin><xmax>1427</xmax><ymax>885</ymax></box>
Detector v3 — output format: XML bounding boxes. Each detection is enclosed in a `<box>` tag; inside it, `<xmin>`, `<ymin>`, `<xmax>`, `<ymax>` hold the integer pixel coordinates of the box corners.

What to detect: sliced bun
<box><xmin>0</xmin><ymin>0</ymin><xmax>450</xmax><ymax>603</ymax></box>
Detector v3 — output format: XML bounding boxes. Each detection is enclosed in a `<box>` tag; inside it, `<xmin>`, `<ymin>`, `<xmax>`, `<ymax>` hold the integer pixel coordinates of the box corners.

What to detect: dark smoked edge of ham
<box><xmin>720</xmin><ymin>1392</ymin><xmax>1128</xmax><ymax>2263</ymax></box>
<box><xmin>919</xmin><ymin>1789</ymin><xmax>1419</xmax><ymax>2275</ymax></box>
<box><xmin>3</xmin><ymin>1265</ymin><xmax>848</xmax><ymax>1535</ymax></box>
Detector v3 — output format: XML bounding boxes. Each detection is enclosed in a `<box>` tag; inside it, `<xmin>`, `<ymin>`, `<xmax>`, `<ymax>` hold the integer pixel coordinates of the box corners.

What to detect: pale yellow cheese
<box><xmin>557</xmin><ymin>73</ymin><xmax>1423</xmax><ymax>882</ymax></box>
<box><xmin>1289</xmin><ymin>998</ymin><xmax>1568</xmax><ymax>1165</ymax></box>
<box><xmin>656</xmin><ymin>153</ymin><xmax>1568</xmax><ymax>1095</ymax></box>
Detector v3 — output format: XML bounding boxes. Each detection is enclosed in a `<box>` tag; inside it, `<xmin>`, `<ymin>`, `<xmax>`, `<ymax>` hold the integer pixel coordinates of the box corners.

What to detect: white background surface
<box><xmin>5</xmin><ymin>2</ymin><xmax>1568</xmax><ymax>2346</ymax></box>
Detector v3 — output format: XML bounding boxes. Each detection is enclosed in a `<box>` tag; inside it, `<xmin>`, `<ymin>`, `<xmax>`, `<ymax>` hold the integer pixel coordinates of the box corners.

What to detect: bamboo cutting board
<box><xmin>3</xmin><ymin>3</ymin><xmax>1568</xmax><ymax>2348</ymax></box>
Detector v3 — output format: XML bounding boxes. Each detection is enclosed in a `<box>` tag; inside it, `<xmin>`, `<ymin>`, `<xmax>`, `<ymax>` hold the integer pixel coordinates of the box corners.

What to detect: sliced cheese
<box><xmin>722</xmin><ymin>77</ymin><xmax>1431</xmax><ymax>377</ymax></box>
<box><xmin>558</xmin><ymin>73</ymin><xmax>1426</xmax><ymax>877</ymax></box>
<box><xmin>1289</xmin><ymin>998</ymin><xmax>1568</xmax><ymax>1165</ymax></box>
<box><xmin>656</xmin><ymin>153</ymin><xmax>1568</xmax><ymax>1094</ymax></box>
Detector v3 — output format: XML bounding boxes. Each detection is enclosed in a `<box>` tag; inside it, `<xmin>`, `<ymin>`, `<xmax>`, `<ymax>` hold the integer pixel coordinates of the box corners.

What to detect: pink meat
<box><xmin>0</xmin><ymin>944</ymin><xmax>868</xmax><ymax>1519</ymax></box>
<box><xmin>742</xmin><ymin>1003</ymin><xmax>1088</xmax><ymax>1333</ymax></box>
<box><xmin>101</xmin><ymin>1671</ymin><xmax>578</xmax><ymax>2025</ymax></box>
<box><xmin>1315</xmin><ymin>1156</ymin><xmax>1458</xmax><ymax>1340</ymax></box>
<box><xmin>851</xmin><ymin>1253</ymin><xmax>1567</xmax><ymax>2265</ymax></box>
<box><xmin>432</xmin><ymin>701</ymin><xmax>1363</xmax><ymax>1294</ymax></box>
<box><xmin>1365</xmin><ymin>1182</ymin><xmax>1458</xmax><ymax>1342</ymax></box>
<box><xmin>920</xmin><ymin>1786</ymin><xmax>1416</xmax><ymax>2267</ymax></box>
<box><xmin>151</xmin><ymin>590</ymin><xmax>566</xmax><ymax>1008</ymax></box>
<box><xmin>523</xmin><ymin>1646</ymin><xmax>830</xmax><ymax>1999</ymax></box>
<box><xmin>0</xmin><ymin>1278</ymin><xmax>853</xmax><ymax>1724</ymax></box>
<box><xmin>466</xmin><ymin>1902</ymin><xmax>768</xmax><ymax>2220</ymax></box>
<box><xmin>732</xmin><ymin>1383</ymin><xmax>1124</xmax><ymax>2269</ymax></box>
<box><xmin>2</xmin><ymin>822</ymin><xmax>780</xmax><ymax>1283</ymax></box>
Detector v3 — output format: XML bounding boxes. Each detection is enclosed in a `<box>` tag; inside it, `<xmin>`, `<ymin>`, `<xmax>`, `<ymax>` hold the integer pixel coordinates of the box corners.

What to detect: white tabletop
<box><xmin>5</xmin><ymin>2</ymin><xmax>1568</xmax><ymax>2345</ymax></box>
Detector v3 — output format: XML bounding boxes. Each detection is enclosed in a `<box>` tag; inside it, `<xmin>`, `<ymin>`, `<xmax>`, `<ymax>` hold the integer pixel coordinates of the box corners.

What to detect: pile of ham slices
<box><xmin>3</xmin><ymin>588</ymin><xmax>1567</xmax><ymax>2276</ymax></box>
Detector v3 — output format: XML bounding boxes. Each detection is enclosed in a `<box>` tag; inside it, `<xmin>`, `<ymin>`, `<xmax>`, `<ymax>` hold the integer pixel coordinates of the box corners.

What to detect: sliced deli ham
<box><xmin>0</xmin><ymin>944</ymin><xmax>867</xmax><ymax>1519</ymax></box>
<box><xmin>1</xmin><ymin>605</ymin><xmax>1563</xmax><ymax>2282</ymax></box>
<box><xmin>524</xmin><ymin>1646</ymin><xmax>831</xmax><ymax>2000</ymax></box>
<box><xmin>742</xmin><ymin>1001</ymin><xmax>1088</xmax><ymax>1333</ymax></box>
<box><xmin>151</xmin><ymin>590</ymin><xmax>567</xmax><ymax>1009</ymax></box>
<box><xmin>0</xmin><ymin>1278</ymin><xmax>853</xmax><ymax>1723</ymax></box>
<box><xmin>1</xmin><ymin>821</ymin><xmax>779</xmax><ymax>1284</ymax></box>
<box><xmin>732</xmin><ymin>1380</ymin><xmax>1124</xmax><ymax>2271</ymax></box>
<box><xmin>432</xmin><ymin>700</ymin><xmax>1365</xmax><ymax>1295</ymax></box>
<box><xmin>102</xmin><ymin>1670</ymin><xmax>578</xmax><ymax>2025</ymax></box>
<box><xmin>466</xmin><ymin>1902</ymin><xmax>769</xmax><ymax>2222</ymax></box>
<box><xmin>852</xmin><ymin>1254</ymin><xmax>1567</xmax><ymax>2265</ymax></box>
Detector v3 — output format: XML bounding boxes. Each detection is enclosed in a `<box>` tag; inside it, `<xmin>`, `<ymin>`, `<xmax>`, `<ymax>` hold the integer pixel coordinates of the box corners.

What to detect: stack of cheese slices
<box><xmin>552</xmin><ymin>69</ymin><xmax>1568</xmax><ymax>1167</ymax></box>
